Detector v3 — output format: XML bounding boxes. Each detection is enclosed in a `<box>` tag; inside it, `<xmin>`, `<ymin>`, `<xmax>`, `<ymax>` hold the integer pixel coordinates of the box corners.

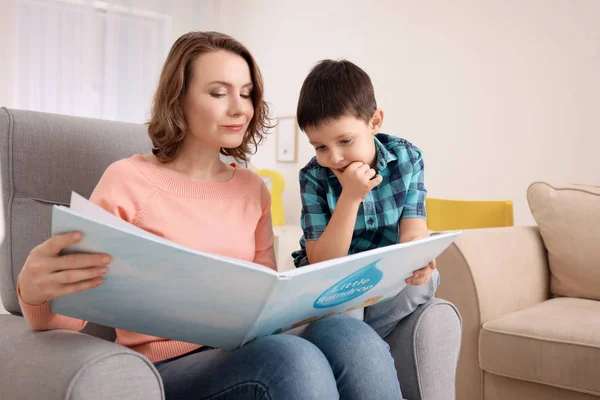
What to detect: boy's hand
<box><xmin>332</xmin><ymin>162</ymin><xmax>383</xmax><ymax>202</ymax></box>
<box><xmin>406</xmin><ymin>259</ymin><xmax>436</xmax><ymax>286</ymax></box>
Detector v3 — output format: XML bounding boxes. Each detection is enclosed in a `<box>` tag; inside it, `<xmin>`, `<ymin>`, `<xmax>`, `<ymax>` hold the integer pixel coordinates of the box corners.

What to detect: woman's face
<box><xmin>182</xmin><ymin>50</ymin><xmax>254</xmax><ymax>152</ymax></box>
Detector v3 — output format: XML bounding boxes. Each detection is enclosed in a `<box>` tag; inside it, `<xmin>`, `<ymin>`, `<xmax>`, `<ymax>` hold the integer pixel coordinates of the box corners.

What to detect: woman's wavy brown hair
<box><xmin>147</xmin><ymin>31</ymin><xmax>272</xmax><ymax>163</ymax></box>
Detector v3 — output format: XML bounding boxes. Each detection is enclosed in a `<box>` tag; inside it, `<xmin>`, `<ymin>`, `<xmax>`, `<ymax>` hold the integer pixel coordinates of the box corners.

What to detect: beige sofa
<box><xmin>436</xmin><ymin>182</ymin><xmax>600</xmax><ymax>400</ymax></box>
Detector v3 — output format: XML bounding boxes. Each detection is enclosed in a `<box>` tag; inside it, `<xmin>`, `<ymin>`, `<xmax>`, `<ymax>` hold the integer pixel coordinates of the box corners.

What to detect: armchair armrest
<box><xmin>385</xmin><ymin>298</ymin><xmax>462</xmax><ymax>400</ymax></box>
<box><xmin>0</xmin><ymin>315</ymin><xmax>164</xmax><ymax>400</ymax></box>
<box><xmin>435</xmin><ymin>226</ymin><xmax>550</xmax><ymax>400</ymax></box>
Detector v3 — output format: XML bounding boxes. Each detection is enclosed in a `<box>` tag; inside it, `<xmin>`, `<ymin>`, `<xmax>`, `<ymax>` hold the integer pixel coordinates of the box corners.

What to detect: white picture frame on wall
<box><xmin>276</xmin><ymin>116</ymin><xmax>298</xmax><ymax>163</ymax></box>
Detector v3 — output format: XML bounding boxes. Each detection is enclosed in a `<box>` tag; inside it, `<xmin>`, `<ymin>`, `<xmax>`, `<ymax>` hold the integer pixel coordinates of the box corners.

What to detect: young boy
<box><xmin>291</xmin><ymin>59</ymin><xmax>439</xmax><ymax>338</ymax></box>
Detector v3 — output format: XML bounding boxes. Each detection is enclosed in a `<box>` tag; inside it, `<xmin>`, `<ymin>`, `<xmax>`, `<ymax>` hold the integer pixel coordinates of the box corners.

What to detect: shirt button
<box><xmin>368</xmin><ymin>217</ymin><xmax>374</xmax><ymax>225</ymax></box>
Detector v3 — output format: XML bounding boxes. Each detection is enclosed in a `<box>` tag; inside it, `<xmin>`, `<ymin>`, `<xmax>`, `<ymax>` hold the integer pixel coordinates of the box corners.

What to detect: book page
<box><xmin>51</xmin><ymin>204</ymin><xmax>278</xmax><ymax>350</ymax></box>
<box><xmin>67</xmin><ymin>192</ymin><xmax>269</xmax><ymax>270</ymax></box>
<box><xmin>241</xmin><ymin>276</ymin><xmax>291</xmax><ymax>346</ymax></box>
<box><xmin>69</xmin><ymin>192</ymin><xmax>170</xmax><ymax>243</ymax></box>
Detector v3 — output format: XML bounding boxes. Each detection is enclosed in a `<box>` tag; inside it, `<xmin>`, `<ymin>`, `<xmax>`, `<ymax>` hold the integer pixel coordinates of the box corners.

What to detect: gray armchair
<box><xmin>0</xmin><ymin>108</ymin><xmax>462</xmax><ymax>400</ymax></box>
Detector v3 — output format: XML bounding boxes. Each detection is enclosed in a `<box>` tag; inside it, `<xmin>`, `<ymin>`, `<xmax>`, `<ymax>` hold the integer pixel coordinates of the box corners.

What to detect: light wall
<box><xmin>217</xmin><ymin>0</ymin><xmax>600</xmax><ymax>226</ymax></box>
<box><xmin>0</xmin><ymin>0</ymin><xmax>18</xmax><ymax>109</ymax></box>
<box><xmin>170</xmin><ymin>0</ymin><xmax>219</xmax><ymax>38</ymax></box>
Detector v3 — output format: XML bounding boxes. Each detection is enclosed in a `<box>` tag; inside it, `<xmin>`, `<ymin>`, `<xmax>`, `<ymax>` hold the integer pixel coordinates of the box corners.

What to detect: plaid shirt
<box><xmin>292</xmin><ymin>133</ymin><xmax>427</xmax><ymax>267</ymax></box>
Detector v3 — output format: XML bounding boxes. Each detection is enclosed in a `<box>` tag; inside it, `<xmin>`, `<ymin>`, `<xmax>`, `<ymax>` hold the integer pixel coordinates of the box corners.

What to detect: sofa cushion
<box><xmin>480</xmin><ymin>298</ymin><xmax>600</xmax><ymax>396</ymax></box>
<box><xmin>527</xmin><ymin>182</ymin><xmax>600</xmax><ymax>300</ymax></box>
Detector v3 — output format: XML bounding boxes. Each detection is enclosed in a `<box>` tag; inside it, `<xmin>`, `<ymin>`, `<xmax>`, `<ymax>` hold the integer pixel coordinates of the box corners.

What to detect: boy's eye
<box><xmin>340</xmin><ymin>138</ymin><xmax>353</xmax><ymax>145</ymax></box>
<box><xmin>315</xmin><ymin>145</ymin><xmax>326</xmax><ymax>152</ymax></box>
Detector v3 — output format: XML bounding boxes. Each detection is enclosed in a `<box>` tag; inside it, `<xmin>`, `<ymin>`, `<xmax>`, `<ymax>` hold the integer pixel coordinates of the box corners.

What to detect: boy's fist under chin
<box><xmin>332</xmin><ymin>161</ymin><xmax>382</xmax><ymax>202</ymax></box>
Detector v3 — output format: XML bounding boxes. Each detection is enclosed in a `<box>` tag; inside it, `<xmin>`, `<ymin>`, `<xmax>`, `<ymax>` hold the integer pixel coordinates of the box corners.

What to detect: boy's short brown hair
<box><xmin>296</xmin><ymin>59</ymin><xmax>377</xmax><ymax>132</ymax></box>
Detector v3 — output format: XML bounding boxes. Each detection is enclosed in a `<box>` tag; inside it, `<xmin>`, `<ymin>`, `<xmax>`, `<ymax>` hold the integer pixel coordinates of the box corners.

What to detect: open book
<box><xmin>50</xmin><ymin>193</ymin><xmax>460</xmax><ymax>350</ymax></box>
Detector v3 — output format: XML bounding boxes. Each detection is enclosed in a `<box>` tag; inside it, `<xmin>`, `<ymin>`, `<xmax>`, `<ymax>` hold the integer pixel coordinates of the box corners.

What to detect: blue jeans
<box><xmin>154</xmin><ymin>316</ymin><xmax>402</xmax><ymax>400</ymax></box>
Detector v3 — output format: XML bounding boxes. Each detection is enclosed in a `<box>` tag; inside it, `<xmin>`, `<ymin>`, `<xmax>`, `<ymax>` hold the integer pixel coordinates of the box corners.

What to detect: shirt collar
<box><xmin>374</xmin><ymin>135</ymin><xmax>397</xmax><ymax>171</ymax></box>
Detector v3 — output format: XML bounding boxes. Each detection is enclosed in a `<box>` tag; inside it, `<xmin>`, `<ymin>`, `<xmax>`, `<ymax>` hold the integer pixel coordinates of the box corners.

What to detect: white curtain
<box><xmin>16</xmin><ymin>0</ymin><xmax>172</xmax><ymax>123</ymax></box>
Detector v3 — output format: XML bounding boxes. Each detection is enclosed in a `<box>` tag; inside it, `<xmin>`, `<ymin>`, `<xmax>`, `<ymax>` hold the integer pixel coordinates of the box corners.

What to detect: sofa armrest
<box><xmin>0</xmin><ymin>315</ymin><xmax>164</xmax><ymax>400</ymax></box>
<box><xmin>437</xmin><ymin>226</ymin><xmax>550</xmax><ymax>324</ymax></box>
<box><xmin>435</xmin><ymin>226</ymin><xmax>550</xmax><ymax>400</ymax></box>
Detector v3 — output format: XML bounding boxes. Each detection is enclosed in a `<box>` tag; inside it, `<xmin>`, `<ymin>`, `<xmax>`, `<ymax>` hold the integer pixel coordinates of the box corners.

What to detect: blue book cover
<box><xmin>50</xmin><ymin>193</ymin><xmax>460</xmax><ymax>349</ymax></box>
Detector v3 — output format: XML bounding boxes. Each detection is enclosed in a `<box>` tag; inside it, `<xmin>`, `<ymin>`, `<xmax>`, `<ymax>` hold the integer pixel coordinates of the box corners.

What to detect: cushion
<box><xmin>527</xmin><ymin>182</ymin><xmax>600</xmax><ymax>300</ymax></box>
<box><xmin>480</xmin><ymin>298</ymin><xmax>600</xmax><ymax>396</ymax></box>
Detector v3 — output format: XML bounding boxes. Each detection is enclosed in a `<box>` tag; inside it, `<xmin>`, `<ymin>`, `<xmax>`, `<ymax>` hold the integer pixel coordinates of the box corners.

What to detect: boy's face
<box><xmin>306</xmin><ymin>112</ymin><xmax>383</xmax><ymax>172</ymax></box>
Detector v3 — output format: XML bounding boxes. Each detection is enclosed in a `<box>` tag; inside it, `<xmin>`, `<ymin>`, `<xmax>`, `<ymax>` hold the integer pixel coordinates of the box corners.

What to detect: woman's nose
<box><xmin>228</xmin><ymin>96</ymin><xmax>244</xmax><ymax>116</ymax></box>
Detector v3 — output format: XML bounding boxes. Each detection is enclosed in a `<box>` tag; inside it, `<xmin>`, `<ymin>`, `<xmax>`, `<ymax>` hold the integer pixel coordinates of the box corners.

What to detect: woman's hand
<box><xmin>18</xmin><ymin>232</ymin><xmax>111</xmax><ymax>305</ymax></box>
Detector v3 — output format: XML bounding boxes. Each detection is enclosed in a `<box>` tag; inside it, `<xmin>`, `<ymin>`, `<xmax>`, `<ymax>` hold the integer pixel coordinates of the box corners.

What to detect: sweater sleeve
<box><xmin>253</xmin><ymin>179</ymin><xmax>277</xmax><ymax>270</ymax></box>
<box><xmin>17</xmin><ymin>283</ymin><xmax>88</xmax><ymax>331</ymax></box>
<box><xmin>89</xmin><ymin>161</ymin><xmax>141</xmax><ymax>222</ymax></box>
<box><xmin>19</xmin><ymin>160</ymin><xmax>140</xmax><ymax>332</ymax></box>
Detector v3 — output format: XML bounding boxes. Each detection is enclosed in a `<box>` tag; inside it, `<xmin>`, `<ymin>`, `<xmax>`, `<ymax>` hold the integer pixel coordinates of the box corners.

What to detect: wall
<box><xmin>170</xmin><ymin>0</ymin><xmax>219</xmax><ymax>38</ymax></box>
<box><xmin>0</xmin><ymin>0</ymin><xmax>18</xmax><ymax>109</ymax></box>
<box><xmin>217</xmin><ymin>0</ymin><xmax>600</xmax><ymax>226</ymax></box>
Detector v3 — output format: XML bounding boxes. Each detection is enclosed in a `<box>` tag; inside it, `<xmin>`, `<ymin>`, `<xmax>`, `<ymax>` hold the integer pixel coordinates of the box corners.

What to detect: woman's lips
<box><xmin>223</xmin><ymin>124</ymin><xmax>244</xmax><ymax>132</ymax></box>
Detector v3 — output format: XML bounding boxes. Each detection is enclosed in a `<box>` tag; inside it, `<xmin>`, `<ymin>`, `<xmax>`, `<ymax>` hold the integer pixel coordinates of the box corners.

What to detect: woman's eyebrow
<box><xmin>206</xmin><ymin>81</ymin><xmax>253</xmax><ymax>88</ymax></box>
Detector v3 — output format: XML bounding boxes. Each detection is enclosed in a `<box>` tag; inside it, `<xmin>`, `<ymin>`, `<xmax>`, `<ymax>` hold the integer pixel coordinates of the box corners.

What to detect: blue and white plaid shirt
<box><xmin>292</xmin><ymin>133</ymin><xmax>427</xmax><ymax>267</ymax></box>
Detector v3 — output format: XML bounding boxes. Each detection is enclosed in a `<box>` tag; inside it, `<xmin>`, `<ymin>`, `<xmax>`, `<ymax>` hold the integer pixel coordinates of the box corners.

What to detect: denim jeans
<box><xmin>154</xmin><ymin>316</ymin><xmax>402</xmax><ymax>400</ymax></box>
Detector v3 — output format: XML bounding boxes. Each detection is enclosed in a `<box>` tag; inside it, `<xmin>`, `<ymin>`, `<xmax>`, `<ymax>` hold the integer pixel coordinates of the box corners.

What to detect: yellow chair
<box><xmin>255</xmin><ymin>169</ymin><xmax>286</xmax><ymax>226</ymax></box>
<box><xmin>425</xmin><ymin>198</ymin><xmax>514</xmax><ymax>231</ymax></box>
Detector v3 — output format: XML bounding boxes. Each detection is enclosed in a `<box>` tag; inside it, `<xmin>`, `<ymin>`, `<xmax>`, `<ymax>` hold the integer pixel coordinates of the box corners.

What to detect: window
<box><xmin>16</xmin><ymin>0</ymin><xmax>171</xmax><ymax>123</ymax></box>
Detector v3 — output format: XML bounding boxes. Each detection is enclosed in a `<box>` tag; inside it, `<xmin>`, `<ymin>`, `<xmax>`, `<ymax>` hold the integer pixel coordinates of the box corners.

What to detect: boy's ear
<box><xmin>370</xmin><ymin>109</ymin><xmax>384</xmax><ymax>134</ymax></box>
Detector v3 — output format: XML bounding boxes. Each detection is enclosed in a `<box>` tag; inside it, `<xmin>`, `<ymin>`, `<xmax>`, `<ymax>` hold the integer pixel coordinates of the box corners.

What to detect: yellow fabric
<box><xmin>426</xmin><ymin>198</ymin><xmax>514</xmax><ymax>231</ymax></box>
<box><xmin>256</xmin><ymin>169</ymin><xmax>286</xmax><ymax>226</ymax></box>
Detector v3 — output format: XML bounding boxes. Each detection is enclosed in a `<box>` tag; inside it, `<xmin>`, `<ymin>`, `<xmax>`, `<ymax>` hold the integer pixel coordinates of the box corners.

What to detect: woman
<box><xmin>17</xmin><ymin>31</ymin><xmax>402</xmax><ymax>400</ymax></box>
